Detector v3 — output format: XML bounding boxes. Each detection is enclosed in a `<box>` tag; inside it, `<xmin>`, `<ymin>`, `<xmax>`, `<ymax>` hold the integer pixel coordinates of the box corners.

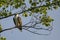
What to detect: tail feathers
<box><xmin>18</xmin><ymin>28</ymin><xmax>22</xmax><ymax>32</ymax></box>
<box><xmin>20</xmin><ymin>30</ymin><xmax>22</xmax><ymax>32</ymax></box>
<box><xmin>17</xmin><ymin>26</ymin><xmax>22</xmax><ymax>32</ymax></box>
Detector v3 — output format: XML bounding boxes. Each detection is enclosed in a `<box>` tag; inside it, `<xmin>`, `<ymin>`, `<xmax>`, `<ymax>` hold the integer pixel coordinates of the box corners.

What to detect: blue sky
<box><xmin>0</xmin><ymin>0</ymin><xmax>60</xmax><ymax>40</ymax></box>
<box><xmin>0</xmin><ymin>7</ymin><xmax>60</xmax><ymax>40</ymax></box>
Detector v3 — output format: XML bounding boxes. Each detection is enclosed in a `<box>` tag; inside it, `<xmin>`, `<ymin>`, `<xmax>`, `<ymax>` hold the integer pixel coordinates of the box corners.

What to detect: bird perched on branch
<box><xmin>13</xmin><ymin>14</ymin><xmax>22</xmax><ymax>32</ymax></box>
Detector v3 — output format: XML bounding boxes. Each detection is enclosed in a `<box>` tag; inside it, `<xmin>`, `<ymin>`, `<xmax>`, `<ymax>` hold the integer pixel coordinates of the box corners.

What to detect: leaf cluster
<box><xmin>0</xmin><ymin>37</ymin><xmax>6</xmax><ymax>40</ymax></box>
<box><xmin>40</xmin><ymin>15</ymin><xmax>54</xmax><ymax>26</ymax></box>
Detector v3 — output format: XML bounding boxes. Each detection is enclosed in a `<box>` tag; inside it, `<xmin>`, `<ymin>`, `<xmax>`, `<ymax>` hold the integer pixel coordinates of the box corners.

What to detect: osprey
<box><xmin>13</xmin><ymin>14</ymin><xmax>22</xmax><ymax>32</ymax></box>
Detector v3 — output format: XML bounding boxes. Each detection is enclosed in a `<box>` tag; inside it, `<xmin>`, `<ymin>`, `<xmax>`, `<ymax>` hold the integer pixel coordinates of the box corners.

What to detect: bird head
<box><xmin>15</xmin><ymin>14</ymin><xmax>19</xmax><ymax>17</ymax></box>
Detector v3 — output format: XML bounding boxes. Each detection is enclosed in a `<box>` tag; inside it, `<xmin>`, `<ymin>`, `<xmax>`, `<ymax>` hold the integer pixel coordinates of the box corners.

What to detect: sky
<box><xmin>0</xmin><ymin>0</ymin><xmax>60</xmax><ymax>40</ymax></box>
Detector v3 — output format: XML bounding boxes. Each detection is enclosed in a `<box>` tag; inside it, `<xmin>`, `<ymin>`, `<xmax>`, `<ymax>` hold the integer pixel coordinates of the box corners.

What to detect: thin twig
<box><xmin>23</xmin><ymin>28</ymin><xmax>50</xmax><ymax>35</ymax></box>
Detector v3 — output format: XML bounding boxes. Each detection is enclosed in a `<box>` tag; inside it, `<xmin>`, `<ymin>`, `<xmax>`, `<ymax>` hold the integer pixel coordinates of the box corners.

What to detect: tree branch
<box><xmin>0</xmin><ymin>2</ymin><xmax>54</xmax><ymax>35</ymax></box>
<box><xmin>0</xmin><ymin>27</ymin><xmax>16</xmax><ymax>33</ymax></box>
<box><xmin>0</xmin><ymin>21</ymin><xmax>53</xmax><ymax>35</ymax></box>
<box><xmin>0</xmin><ymin>25</ymin><xmax>52</xmax><ymax>33</ymax></box>
<box><xmin>23</xmin><ymin>28</ymin><xmax>51</xmax><ymax>35</ymax></box>
<box><xmin>0</xmin><ymin>2</ymin><xmax>57</xmax><ymax>20</ymax></box>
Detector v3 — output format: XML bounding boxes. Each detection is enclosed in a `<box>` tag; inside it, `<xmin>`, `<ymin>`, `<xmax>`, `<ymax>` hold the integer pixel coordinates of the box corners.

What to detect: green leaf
<box><xmin>45</xmin><ymin>23</ymin><xmax>50</xmax><ymax>26</ymax></box>
<box><xmin>35</xmin><ymin>8</ymin><xmax>39</xmax><ymax>13</ymax></box>
<box><xmin>53</xmin><ymin>5</ymin><xmax>58</xmax><ymax>9</ymax></box>
<box><xmin>41</xmin><ymin>15</ymin><xmax>54</xmax><ymax>27</ymax></box>
<box><xmin>22</xmin><ymin>12</ymin><xmax>28</xmax><ymax>17</ymax></box>
<box><xmin>29</xmin><ymin>13</ymin><xmax>32</xmax><ymax>16</ymax></box>
<box><xmin>0</xmin><ymin>4</ymin><xmax>2</xmax><ymax>7</ymax></box>
<box><xmin>51</xmin><ymin>19</ymin><xmax>54</xmax><ymax>21</ymax></box>
<box><xmin>0</xmin><ymin>24</ymin><xmax>2</xmax><ymax>32</ymax></box>
<box><xmin>31</xmin><ymin>2</ymin><xmax>36</xmax><ymax>6</ymax></box>
<box><xmin>0</xmin><ymin>37</ymin><xmax>6</xmax><ymax>40</ymax></box>
<box><xmin>29</xmin><ymin>0</ymin><xmax>32</xmax><ymax>3</ymax></box>
<box><xmin>3</xmin><ymin>12</ymin><xmax>7</xmax><ymax>17</ymax></box>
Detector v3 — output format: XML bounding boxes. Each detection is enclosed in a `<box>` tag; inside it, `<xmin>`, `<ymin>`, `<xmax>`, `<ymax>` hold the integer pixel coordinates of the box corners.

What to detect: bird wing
<box><xmin>13</xmin><ymin>17</ymin><xmax>16</xmax><ymax>25</ymax></box>
<box><xmin>17</xmin><ymin>16</ymin><xmax>22</xmax><ymax>31</ymax></box>
<box><xmin>17</xmin><ymin>17</ymin><xmax>22</xmax><ymax>26</ymax></box>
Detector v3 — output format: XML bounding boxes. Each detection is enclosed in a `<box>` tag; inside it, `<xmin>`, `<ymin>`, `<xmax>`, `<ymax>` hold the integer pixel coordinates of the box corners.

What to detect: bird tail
<box><xmin>20</xmin><ymin>28</ymin><xmax>22</xmax><ymax>32</ymax></box>
<box><xmin>18</xmin><ymin>27</ymin><xmax>22</xmax><ymax>32</ymax></box>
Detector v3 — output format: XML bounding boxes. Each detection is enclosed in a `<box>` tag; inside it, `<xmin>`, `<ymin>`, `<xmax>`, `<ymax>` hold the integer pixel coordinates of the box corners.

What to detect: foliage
<box><xmin>40</xmin><ymin>15</ymin><xmax>54</xmax><ymax>26</ymax></box>
<box><xmin>0</xmin><ymin>0</ymin><xmax>60</xmax><ymax>39</ymax></box>
<box><xmin>0</xmin><ymin>0</ymin><xmax>60</xmax><ymax>29</ymax></box>
<box><xmin>0</xmin><ymin>24</ymin><xmax>2</xmax><ymax>31</ymax></box>
<box><xmin>0</xmin><ymin>0</ymin><xmax>60</xmax><ymax>17</ymax></box>
<box><xmin>0</xmin><ymin>37</ymin><xmax>6</xmax><ymax>40</ymax></box>
<box><xmin>22</xmin><ymin>12</ymin><xmax>28</xmax><ymax>17</ymax></box>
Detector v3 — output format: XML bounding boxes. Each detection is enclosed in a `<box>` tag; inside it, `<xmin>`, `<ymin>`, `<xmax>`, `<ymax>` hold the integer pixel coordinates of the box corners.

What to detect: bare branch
<box><xmin>0</xmin><ymin>27</ymin><xmax>16</xmax><ymax>33</ymax></box>
<box><xmin>0</xmin><ymin>25</ymin><xmax>52</xmax><ymax>33</ymax></box>
<box><xmin>23</xmin><ymin>28</ymin><xmax>51</xmax><ymax>35</ymax></box>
